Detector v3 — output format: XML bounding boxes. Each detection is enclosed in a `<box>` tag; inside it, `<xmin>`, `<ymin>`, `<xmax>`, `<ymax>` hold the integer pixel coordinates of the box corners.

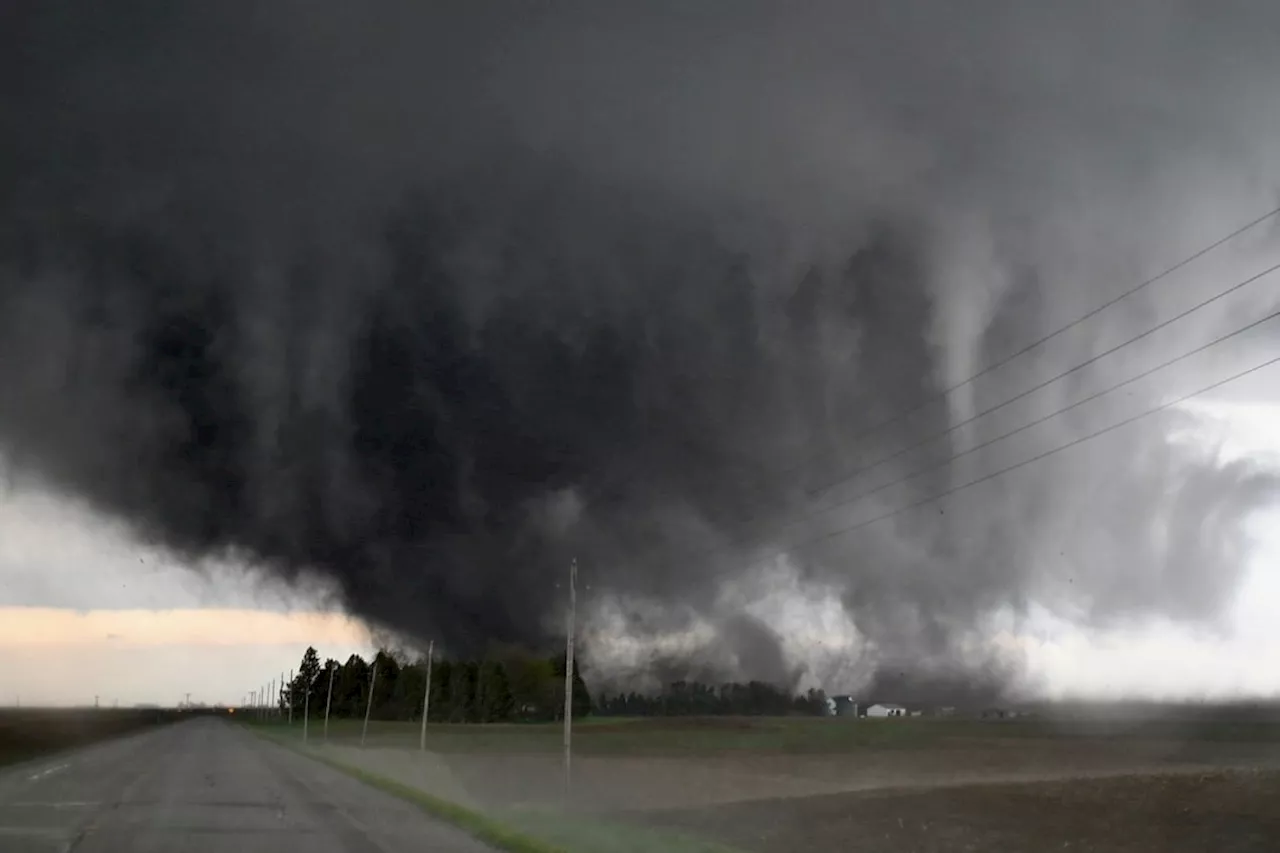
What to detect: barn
<box><xmin>866</xmin><ymin>703</ymin><xmax>906</xmax><ymax>718</ymax></box>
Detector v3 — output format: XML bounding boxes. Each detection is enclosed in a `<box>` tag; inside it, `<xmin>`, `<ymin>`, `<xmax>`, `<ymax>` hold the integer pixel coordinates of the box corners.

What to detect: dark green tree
<box><xmin>335</xmin><ymin>654</ymin><xmax>369</xmax><ymax>717</ymax></box>
<box><xmin>319</xmin><ymin>658</ymin><xmax>341</xmax><ymax>715</ymax></box>
<box><xmin>290</xmin><ymin>646</ymin><xmax>323</xmax><ymax>718</ymax></box>
<box><xmin>549</xmin><ymin>653</ymin><xmax>592</xmax><ymax>720</ymax></box>
<box><xmin>429</xmin><ymin>659</ymin><xmax>453</xmax><ymax>722</ymax></box>
<box><xmin>368</xmin><ymin>649</ymin><xmax>401</xmax><ymax>720</ymax></box>
<box><xmin>447</xmin><ymin>660</ymin><xmax>473</xmax><ymax>722</ymax></box>
<box><xmin>503</xmin><ymin>651</ymin><xmax>557</xmax><ymax>720</ymax></box>
<box><xmin>454</xmin><ymin>660</ymin><xmax>481</xmax><ymax>722</ymax></box>
<box><xmin>394</xmin><ymin>659</ymin><xmax>429</xmax><ymax>721</ymax></box>
<box><xmin>476</xmin><ymin>660</ymin><xmax>514</xmax><ymax>722</ymax></box>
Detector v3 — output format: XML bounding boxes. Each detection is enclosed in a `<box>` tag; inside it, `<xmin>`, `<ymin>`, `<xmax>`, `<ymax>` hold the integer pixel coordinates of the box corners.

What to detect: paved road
<box><xmin>0</xmin><ymin>718</ymin><xmax>498</xmax><ymax>852</ymax></box>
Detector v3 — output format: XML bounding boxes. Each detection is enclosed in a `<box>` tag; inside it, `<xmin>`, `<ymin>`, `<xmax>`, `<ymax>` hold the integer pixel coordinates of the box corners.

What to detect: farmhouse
<box><xmin>866</xmin><ymin>703</ymin><xmax>906</xmax><ymax>718</ymax></box>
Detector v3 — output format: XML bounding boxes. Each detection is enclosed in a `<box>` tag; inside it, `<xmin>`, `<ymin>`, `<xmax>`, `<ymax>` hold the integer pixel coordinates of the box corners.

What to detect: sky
<box><xmin>4</xmin><ymin>2</ymin><xmax>1280</xmax><ymax>707</ymax></box>
<box><xmin>3</xmin><ymin>391</ymin><xmax>1277</xmax><ymax>707</ymax></box>
<box><xmin>1010</xmin><ymin>397</ymin><xmax>1280</xmax><ymax>701</ymax></box>
<box><xmin>0</xmin><ymin>487</ymin><xmax>375</xmax><ymax>707</ymax></box>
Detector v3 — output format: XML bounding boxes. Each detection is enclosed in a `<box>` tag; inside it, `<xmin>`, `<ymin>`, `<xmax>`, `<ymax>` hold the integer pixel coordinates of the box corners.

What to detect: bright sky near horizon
<box><xmin>0</xmin><ymin>490</ymin><xmax>377</xmax><ymax>707</ymax></box>
<box><xmin>1</xmin><ymin>398</ymin><xmax>1277</xmax><ymax>708</ymax></box>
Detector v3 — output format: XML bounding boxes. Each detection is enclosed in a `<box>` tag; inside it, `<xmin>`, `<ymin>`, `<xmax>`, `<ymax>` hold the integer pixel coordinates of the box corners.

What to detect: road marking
<box><xmin>0</xmin><ymin>825</ymin><xmax>68</xmax><ymax>837</ymax></box>
<box><xmin>27</xmin><ymin>764</ymin><xmax>70</xmax><ymax>782</ymax></box>
<box><xmin>4</xmin><ymin>801</ymin><xmax>99</xmax><ymax>809</ymax></box>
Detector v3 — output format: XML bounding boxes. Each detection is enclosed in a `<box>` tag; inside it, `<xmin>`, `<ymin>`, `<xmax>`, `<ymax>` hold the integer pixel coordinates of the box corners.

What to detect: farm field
<box><xmin>647</xmin><ymin>767</ymin><xmax>1280</xmax><ymax>852</ymax></box>
<box><xmin>259</xmin><ymin>713</ymin><xmax>1280</xmax><ymax>851</ymax></box>
<box><xmin>0</xmin><ymin>707</ymin><xmax>186</xmax><ymax>767</ymax></box>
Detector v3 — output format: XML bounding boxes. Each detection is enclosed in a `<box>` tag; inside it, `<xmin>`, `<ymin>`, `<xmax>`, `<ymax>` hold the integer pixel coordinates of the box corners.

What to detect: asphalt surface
<box><xmin>0</xmin><ymin>718</ymin><xmax>499</xmax><ymax>852</ymax></box>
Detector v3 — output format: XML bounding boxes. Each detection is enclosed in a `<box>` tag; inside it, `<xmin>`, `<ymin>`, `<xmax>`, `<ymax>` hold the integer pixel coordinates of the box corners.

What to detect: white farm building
<box><xmin>866</xmin><ymin>703</ymin><xmax>906</xmax><ymax>718</ymax></box>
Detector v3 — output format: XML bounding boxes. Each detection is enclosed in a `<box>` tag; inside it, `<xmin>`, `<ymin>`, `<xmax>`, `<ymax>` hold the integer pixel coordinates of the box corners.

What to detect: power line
<box><xmin>601</xmin><ymin>204</ymin><xmax>1280</xmax><ymax>529</ymax></box>
<box><xmin>799</xmin><ymin>304</ymin><xmax>1280</xmax><ymax>526</ymax></box>
<box><xmin>806</xmin><ymin>256</ymin><xmax>1280</xmax><ymax>497</ymax></box>
<box><xmin>765</xmin><ymin>351</ymin><xmax>1280</xmax><ymax>561</ymax></box>
<box><xmin>640</xmin><ymin>293</ymin><xmax>1280</xmax><ymax>575</ymax></box>
<box><xmin>795</xmin><ymin>203</ymin><xmax>1280</xmax><ymax>490</ymax></box>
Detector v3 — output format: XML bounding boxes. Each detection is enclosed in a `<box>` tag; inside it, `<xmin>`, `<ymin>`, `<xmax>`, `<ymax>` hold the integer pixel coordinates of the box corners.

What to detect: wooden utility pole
<box><xmin>324</xmin><ymin>664</ymin><xmax>336</xmax><ymax>744</ymax></box>
<box><xmin>563</xmin><ymin>557</ymin><xmax>577</xmax><ymax>803</ymax></box>
<box><xmin>419</xmin><ymin>640</ymin><xmax>434</xmax><ymax>752</ymax></box>
<box><xmin>361</xmin><ymin>661</ymin><xmax>378</xmax><ymax>747</ymax></box>
<box><xmin>303</xmin><ymin>672</ymin><xmax>315</xmax><ymax>744</ymax></box>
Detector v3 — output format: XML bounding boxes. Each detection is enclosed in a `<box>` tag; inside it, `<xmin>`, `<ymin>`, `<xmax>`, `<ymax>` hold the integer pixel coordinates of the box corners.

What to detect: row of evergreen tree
<box><xmin>279</xmin><ymin>646</ymin><xmax>591</xmax><ymax>723</ymax></box>
<box><xmin>277</xmin><ymin>646</ymin><xmax>831</xmax><ymax>722</ymax></box>
<box><xmin>595</xmin><ymin>682</ymin><xmax>829</xmax><ymax>717</ymax></box>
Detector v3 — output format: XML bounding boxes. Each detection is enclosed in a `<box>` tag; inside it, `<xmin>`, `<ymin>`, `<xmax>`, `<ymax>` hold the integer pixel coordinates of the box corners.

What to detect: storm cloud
<box><xmin>3</xmin><ymin>1</ymin><xmax>1280</xmax><ymax>697</ymax></box>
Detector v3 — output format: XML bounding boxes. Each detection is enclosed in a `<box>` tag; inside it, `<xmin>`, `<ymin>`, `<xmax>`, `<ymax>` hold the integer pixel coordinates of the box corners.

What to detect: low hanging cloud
<box><xmin>2</xmin><ymin>1</ymin><xmax>1280</xmax><ymax>699</ymax></box>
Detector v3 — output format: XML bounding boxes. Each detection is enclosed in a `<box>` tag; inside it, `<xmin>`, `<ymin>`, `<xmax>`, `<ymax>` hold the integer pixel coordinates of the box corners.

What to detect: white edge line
<box><xmin>25</xmin><ymin>764</ymin><xmax>70</xmax><ymax>782</ymax></box>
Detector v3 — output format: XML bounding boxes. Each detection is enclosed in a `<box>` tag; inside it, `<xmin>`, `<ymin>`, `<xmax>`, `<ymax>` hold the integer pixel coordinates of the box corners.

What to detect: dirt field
<box><xmin>645</xmin><ymin>769</ymin><xmax>1280</xmax><ymax>852</ymax></box>
<box><xmin>275</xmin><ymin>715</ymin><xmax>1280</xmax><ymax>851</ymax></box>
<box><xmin>0</xmin><ymin>707</ymin><xmax>187</xmax><ymax>766</ymax></box>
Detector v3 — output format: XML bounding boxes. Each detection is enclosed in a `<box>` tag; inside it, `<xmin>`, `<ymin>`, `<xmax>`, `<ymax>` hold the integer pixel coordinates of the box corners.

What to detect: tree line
<box><xmin>280</xmin><ymin>645</ymin><xmax>591</xmax><ymax>723</ymax></box>
<box><xmin>278</xmin><ymin>646</ymin><xmax>830</xmax><ymax>722</ymax></box>
<box><xmin>595</xmin><ymin>681</ymin><xmax>829</xmax><ymax>717</ymax></box>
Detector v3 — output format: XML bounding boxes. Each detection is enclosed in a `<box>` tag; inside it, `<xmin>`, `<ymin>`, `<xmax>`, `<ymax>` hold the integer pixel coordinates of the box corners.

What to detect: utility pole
<box><xmin>419</xmin><ymin>640</ymin><xmax>434</xmax><ymax>752</ymax></box>
<box><xmin>303</xmin><ymin>671</ymin><xmax>316</xmax><ymax>745</ymax></box>
<box><xmin>286</xmin><ymin>671</ymin><xmax>293</xmax><ymax>725</ymax></box>
<box><xmin>361</xmin><ymin>660</ymin><xmax>378</xmax><ymax>748</ymax></box>
<box><xmin>184</xmin><ymin>692</ymin><xmax>191</xmax><ymax>709</ymax></box>
<box><xmin>323</xmin><ymin>663</ymin><xmax>336</xmax><ymax>744</ymax></box>
<box><xmin>94</xmin><ymin>695</ymin><xmax>99</xmax><ymax>710</ymax></box>
<box><xmin>563</xmin><ymin>557</ymin><xmax>577</xmax><ymax>804</ymax></box>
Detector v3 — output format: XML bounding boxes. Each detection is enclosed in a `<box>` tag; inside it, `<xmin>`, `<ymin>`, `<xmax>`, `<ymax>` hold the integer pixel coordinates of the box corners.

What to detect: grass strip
<box><xmin>251</xmin><ymin>726</ymin><xmax>563</xmax><ymax>853</ymax></box>
<box><xmin>250</xmin><ymin>725</ymin><xmax>743</xmax><ymax>853</ymax></box>
<box><xmin>503</xmin><ymin>808</ymin><xmax>745</xmax><ymax>853</ymax></box>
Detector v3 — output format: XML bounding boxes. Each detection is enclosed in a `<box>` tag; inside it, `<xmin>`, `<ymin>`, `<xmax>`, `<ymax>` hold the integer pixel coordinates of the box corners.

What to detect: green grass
<box><xmin>248</xmin><ymin>714</ymin><xmax>1280</xmax><ymax>757</ymax></box>
<box><xmin>251</xmin><ymin>725</ymin><xmax>745</xmax><ymax>853</ymax></box>
<box><xmin>281</xmin><ymin>716</ymin><xmax>950</xmax><ymax>755</ymax></box>
<box><xmin>293</xmin><ymin>750</ymin><xmax>566</xmax><ymax>853</ymax></box>
<box><xmin>247</xmin><ymin>713</ymin><xmax>1280</xmax><ymax>853</ymax></box>
<box><xmin>502</xmin><ymin>809</ymin><xmax>744</xmax><ymax>853</ymax></box>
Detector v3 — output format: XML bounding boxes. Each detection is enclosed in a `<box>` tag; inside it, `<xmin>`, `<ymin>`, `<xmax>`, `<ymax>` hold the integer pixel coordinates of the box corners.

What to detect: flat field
<box><xmin>261</xmin><ymin>712</ymin><xmax>1280</xmax><ymax>851</ymax></box>
<box><xmin>0</xmin><ymin>707</ymin><xmax>186</xmax><ymax>767</ymax></box>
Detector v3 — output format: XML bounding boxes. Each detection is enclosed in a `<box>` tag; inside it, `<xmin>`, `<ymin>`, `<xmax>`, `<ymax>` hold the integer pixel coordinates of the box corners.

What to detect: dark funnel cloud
<box><xmin>3</xmin><ymin>1</ymin><xmax>1280</xmax><ymax>696</ymax></box>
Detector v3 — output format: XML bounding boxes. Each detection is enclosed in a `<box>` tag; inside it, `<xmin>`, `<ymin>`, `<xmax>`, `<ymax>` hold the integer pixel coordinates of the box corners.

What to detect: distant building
<box><xmin>866</xmin><ymin>703</ymin><xmax>906</xmax><ymax>718</ymax></box>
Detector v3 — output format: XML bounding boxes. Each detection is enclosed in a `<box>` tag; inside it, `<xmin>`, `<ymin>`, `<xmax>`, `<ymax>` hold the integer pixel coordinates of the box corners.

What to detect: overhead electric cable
<box><xmin>806</xmin><ymin>257</ymin><xmax>1280</xmax><ymax>497</ymax></box>
<box><xmin>637</xmin><ymin>303</ymin><xmax>1280</xmax><ymax>575</ymax></box>
<box><xmin>790</xmin><ymin>351</ymin><xmax>1280</xmax><ymax>553</ymax></box>
<box><xmin>797</xmin><ymin>304</ymin><xmax>1280</xmax><ymax>527</ymax></box>
<box><xmin>798</xmin><ymin>203</ymin><xmax>1280</xmax><ymax>491</ymax></box>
